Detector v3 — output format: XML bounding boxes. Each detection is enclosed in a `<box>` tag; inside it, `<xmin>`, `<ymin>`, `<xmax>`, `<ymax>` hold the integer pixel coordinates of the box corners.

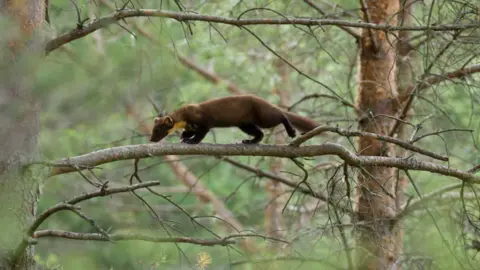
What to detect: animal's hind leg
<box><xmin>281</xmin><ymin>116</ymin><xmax>296</xmax><ymax>138</ymax></box>
<box><xmin>238</xmin><ymin>124</ymin><xmax>264</xmax><ymax>144</ymax></box>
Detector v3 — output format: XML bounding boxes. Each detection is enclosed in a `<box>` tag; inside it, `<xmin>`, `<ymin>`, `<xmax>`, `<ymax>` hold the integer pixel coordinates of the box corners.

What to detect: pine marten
<box><xmin>150</xmin><ymin>94</ymin><xmax>320</xmax><ymax>144</ymax></box>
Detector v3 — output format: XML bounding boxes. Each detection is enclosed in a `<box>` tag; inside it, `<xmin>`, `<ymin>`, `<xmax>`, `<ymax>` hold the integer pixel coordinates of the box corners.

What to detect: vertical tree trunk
<box><xmin>355</xmin><ymin>0</ymin><xmax>400</xmax><ymax>269</ymax></box>
<box><xmin>0</xmin><ymin>0</ymin><xmax>46</xmax><ymax>269</ymax></box>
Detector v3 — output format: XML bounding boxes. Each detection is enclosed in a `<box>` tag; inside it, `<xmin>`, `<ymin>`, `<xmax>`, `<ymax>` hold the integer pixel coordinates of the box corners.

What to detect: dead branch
<box><xmin>409</xmin><ymin>128</ymin><xmax>474</xmax><ymax>144</ymax></box>
<box><xmin>303</xmin><ymin>0</ymin><xmax>360</xmax><ymax>39</ymax></box>
<box><xmin>33</xmin><ymin>230</ymin><xmax>235</xmax><ymax>246</ymax></box>
<box><xmin>45</xmin><ymin>8</ymin><xmax>480</xmax><ymax>54</ymax></box>
<box><xmin>12</xmin><ymin>181</ymin><xmax>160</xmax><ymax>264</ymax></box>
<box><xmin>390</xmin><ymin>63</ymin><xmax>480</xmax><ymax>136</ymax></box>
<box><xmin>29</xmin><ymin>181</ymin><xmax>160</xmax><ymax>235</ymax></box>
<box><xmin>46</xmin><ymin>143</ymin><xmax>480</xmax><ymax>184</ymax></box>
<box><xmin>396</xmin><ymin>183</ymin><xmax>463</xmax><ymax>219</ymax></box>
<box><xmin>217</xmin><ymin>156</ymin><xmax>349</xmax><ymax>212</ymax></box>
<box><xmin>290</xmin><ymin>125</ymin><xmax>449</xmax><ymax>161</ymax></box>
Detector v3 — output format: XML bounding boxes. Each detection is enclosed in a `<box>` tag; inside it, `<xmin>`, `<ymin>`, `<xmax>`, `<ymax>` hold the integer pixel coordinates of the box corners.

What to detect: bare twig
<box><xmin>69</xmin><ymin>208</ymin><xmax>111</xmax><ymax>239</ymax></box>
<box><xmin>287</xmin><ymin>93</ymin><xmax>356</xmax><ymax>111</ymax></box>
<box><xmin>390</xmin><ymin>64</ymin><xmax>480</xmax><ymax>136</ymax></box>
<box><xmin>12</xmin><ymin>181</ymin><xmax>160</xmax><ymax>263</ymax></box>
<box><xmin>33</xmin><ymin>230</ymin><xmax>236</xmax><ymax>246</ymax></box>
<box><xmin>303</xmin><ymin>0</ymin><xmax>360</xmax><ymax>39</ymax></box>
<box><xmin>290</xmin><ymin>125</ymin><xmax>449</xmax><ymax>161</ymax></box>
<box><xmin>216</xmin><ymin>156</ymin><xmax>348</xmax><ymax>212</ymax></box>
<box><xmin>410</xmin><ymin>128</ymin><xmax>474</xmax><ymax>144</ymax></box>
<box><xmin>468</xmin><ymin>164</ymin><xmax>480</xmax><ymax>174</ymax></box>
<box><xmin>396</xmin><ymin>183</ymin><xmax>464</xmax><ymax>219</ymax></box>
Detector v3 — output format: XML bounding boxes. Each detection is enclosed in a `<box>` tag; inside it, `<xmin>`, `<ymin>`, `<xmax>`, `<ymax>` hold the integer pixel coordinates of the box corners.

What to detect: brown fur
<box><xmin>150</xmin><ymin>94</ymin><xmax>320</xmax><ymax>144</ymax></box>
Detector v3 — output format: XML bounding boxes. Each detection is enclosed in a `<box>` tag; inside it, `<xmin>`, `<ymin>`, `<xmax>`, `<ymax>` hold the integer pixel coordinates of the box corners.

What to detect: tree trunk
<box><xmin>355</xmin><ymin>0</ymin><xmax>401</xmax><ymax>269</ymax></box>
<box><xmin>0</xmin><ymin>0</ymin><xmax>46</xmax><ymax>269</ymax></box>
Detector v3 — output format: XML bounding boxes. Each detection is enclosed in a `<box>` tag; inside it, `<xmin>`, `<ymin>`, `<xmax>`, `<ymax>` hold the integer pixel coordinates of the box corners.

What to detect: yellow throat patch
<box><xmin>168</xmin><ymin>121</ymin><xmax>187</xmax><ymax>134</ymax></box>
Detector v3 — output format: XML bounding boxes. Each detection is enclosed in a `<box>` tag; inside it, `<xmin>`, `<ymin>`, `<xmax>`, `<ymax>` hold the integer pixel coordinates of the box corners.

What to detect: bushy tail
<box><xmin>284</xmin><ymin>111</ymin><xmax>319</xmax><ymax>133</ymax></box>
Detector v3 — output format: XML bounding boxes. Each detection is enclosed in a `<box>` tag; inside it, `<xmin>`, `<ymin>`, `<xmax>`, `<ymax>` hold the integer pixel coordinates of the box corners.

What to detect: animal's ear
<box><xmin>164</xmin><ymin>116</ymin><xmax>174</xmax><ymax>126</ymax></box>
<box><xmin>154</xmin><ymin>117</ymin><xmax>161</xmax><ymax>124</ymax></box>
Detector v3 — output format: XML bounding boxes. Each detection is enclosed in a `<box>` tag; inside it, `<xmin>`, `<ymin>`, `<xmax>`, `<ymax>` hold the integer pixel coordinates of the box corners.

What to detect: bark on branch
<box><xmin>290</xmin><ymin>125</ymin><xmax>449</xmax><ymax>161</ymax></box>
<box><xmin>45</xmin><ymin>9</ymin><xmax>480</xmax><ymax>54</ymax></box>
<box><xmin>47</xmin><ymin>143</ymin><xmax>480</xmax><ymax>184</ymax></box>
<box><xmin>33</xmin><ymin>230</ymin><xmax>236</xmax><ymax>246</ymax></box>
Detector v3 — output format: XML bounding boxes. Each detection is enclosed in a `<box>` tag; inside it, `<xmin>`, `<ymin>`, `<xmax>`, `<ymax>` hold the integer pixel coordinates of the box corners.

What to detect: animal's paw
<box><xmin>241</xmin><ymin>139</ymin><xmax>259</xmax><ymax>144</ymax></box>
<box><xmin>181</xmin><ymin>138</ymin><xmax>197</xmax><ymax>144</ymax></box>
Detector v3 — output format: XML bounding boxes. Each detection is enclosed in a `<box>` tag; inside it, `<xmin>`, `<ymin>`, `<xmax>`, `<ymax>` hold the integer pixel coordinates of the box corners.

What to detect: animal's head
<box><xmin>150</xmin><ymin>115</ymin><xmax>187</xmax><ymax>142</ymax></box>
<box><xmin>150</xmin><ymin>115</ymin><xmax>174</xmax><ymax>142</ymax></box>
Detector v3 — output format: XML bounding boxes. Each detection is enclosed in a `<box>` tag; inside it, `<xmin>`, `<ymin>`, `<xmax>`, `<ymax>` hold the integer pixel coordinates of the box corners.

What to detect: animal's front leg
<box><xmin>181</xmin><ymin>126</ymin><xmax>210</xmax><ymax>144</ymax></box>
<box><xmin>180</xmin><ymin>123</ymin><xmax>199</xmax><ymax>141</ymax></box>
<box><xmin>181</xmin><ymin>130</ymin><xmax>196</xmax><ymax>140</ymax></box>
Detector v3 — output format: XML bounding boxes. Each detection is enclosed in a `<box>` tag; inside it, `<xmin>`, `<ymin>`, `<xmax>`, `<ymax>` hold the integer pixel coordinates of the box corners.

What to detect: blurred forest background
<box><xmin>13</xmin><ymin>0</ymin><xmax>480</xmax><ymax>269</ymax></box>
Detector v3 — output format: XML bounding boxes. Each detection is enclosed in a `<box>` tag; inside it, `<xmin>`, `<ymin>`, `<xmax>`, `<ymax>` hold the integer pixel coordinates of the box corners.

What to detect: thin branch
<box><xmin>410</xmin><ymin>128</ymin><xmax>474</xmax><ymax>144</ymax></box>
<box><xmin>468</xmin><ymin>164</ymin><xmax>480</xmax><ymax>174</ymax></box>
<box><xmin>303</xmin><ymin>0</ymin><xmax>360</xmax><ymax>39</ymax></box>
<box><xmin>45</xmin><ymin>9</ymin><xmax>480</xmax><ymax>53</ymax></box>
<box><xmin>33</xmin><ymin>230</ymin><xmax>235</xmax><ymax>246</ymax></box>
<box><xmin>30</xmin><ymin>181</ymin><xmax>160</xmax><ymax>235</ymax></box>
<box><xmin>390</xmin><ymin>64</ymin><xmax>480</xmax><ymax>136</ymax></box>
<box><xmin>28</xmin><ymin>204</ymin><xmax>79</xmax><ymax>236</ymax></box>
<box><xmin>290</xmin><ymin>125</ymin><xmax>449</xmax><ymax>161</ymax></box>
<box><xmin>359</xmin><ymin>0</ymin><xmax>378</xmax><ymax>51</ymax></box>
<box><xmin>217</xmin><ymin>156</ymin><xmax>348</xmax><ymax>212</ymax></box>
<box><xmin>69</xmin><ymin>208</ymin><xmax>111</xmax><ymax>239</ymax></box>
<box><xmin>287</xmin><ymin>93</ymin><xmax>356</xmax><ymax>111</ymax></box>
<box><xmin>396</xmin><ymin>183</ymin><xmax>464</xmax><ymax>219</ymax></box>
<box><xmin>12</xmin><ymin>181</ymin><xmax>161</xmax><ymax>262</ymax></box>
<box><xmin>46</xmin><ymin>143</ymin><xmax>480</xmax><ymax>184</ymax></box>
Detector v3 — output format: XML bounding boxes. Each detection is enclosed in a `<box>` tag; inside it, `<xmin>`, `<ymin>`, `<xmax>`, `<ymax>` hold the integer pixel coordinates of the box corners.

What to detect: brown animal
<box><xmin>150</xmin><ymin>94</ymin><xmax>320</xmax><ymax>144</ymax></box>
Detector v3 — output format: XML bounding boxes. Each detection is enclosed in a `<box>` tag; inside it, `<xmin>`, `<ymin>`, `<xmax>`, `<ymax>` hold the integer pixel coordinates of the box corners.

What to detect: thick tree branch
<box><xmin>47</xmin><ymin>143</ymin><xmax>480</xmax><ymax>184</ymax></box>
<box><xmin>33</xmin><ymin>230</ymin><xmax>235</xmax><ymax>246</ymax></box>
<box><xmin>45</xmin><ymin>9</ymin><xmax>480</xmax><ymax>53</ymax></box>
